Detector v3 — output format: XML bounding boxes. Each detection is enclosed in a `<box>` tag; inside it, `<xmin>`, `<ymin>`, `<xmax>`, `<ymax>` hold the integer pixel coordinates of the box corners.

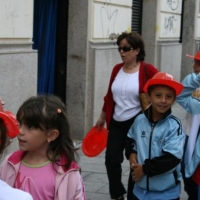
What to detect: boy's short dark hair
<box><xmin>147</xmin><ymin>84</ymin><xmax>176</xmax><ymax>96</ymax></box>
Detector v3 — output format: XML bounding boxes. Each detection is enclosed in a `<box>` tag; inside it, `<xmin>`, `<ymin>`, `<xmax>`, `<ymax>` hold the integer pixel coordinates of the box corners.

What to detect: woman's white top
<box><xmin>0</xmin><ymin>180</ymin><xmax>33</xmax><ymax>200</ymax></box>
<box><xmin>111</xmin><ymin>68</ymin><xmax>141</xmax><ymax>121</ymax></box>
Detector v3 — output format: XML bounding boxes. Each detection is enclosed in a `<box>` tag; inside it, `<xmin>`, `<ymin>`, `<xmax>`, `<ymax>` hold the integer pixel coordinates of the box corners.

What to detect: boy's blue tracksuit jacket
<box><xmin>125</xmin><ymin>106</ymin><xmax>185</xmax><ymax>193</ymax></box>
<box><xmin>176</xmin><ymin>73</ymin><xmax>200</xmax><ymax>177</ymax></box>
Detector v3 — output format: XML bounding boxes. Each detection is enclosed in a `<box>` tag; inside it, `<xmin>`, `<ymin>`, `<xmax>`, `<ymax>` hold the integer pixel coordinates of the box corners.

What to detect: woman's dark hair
<box><xmin>0</xmin><ymin>119</ymin><xmax>7</xmax><ymax>154</ymax></box>
<box><xmin>16</xmin><ymin>95</ymin><xmax>78</xmax><ymax>170</ymax></box>
<box><xmin>117</xmin><ymin>31</ymin><xmax>146</xmax><ymax>62</ymax></box>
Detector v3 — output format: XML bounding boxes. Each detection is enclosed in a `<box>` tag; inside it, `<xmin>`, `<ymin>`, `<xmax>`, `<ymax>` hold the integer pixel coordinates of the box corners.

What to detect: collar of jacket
<box><xmin>144</xmin><ymin>105</ymin><xmax>172</xmax><ymax>123</ymax></box>
<box><xmin>7</xmin><ymin>150</ymin><xmax>80</xmax><ymax>173</ymax></box>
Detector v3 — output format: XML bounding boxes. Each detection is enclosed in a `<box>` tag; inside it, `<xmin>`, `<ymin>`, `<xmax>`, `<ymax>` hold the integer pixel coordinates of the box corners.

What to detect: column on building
<box><xmin>142</xmin><ymin>0</ymin><xmax>183</xmax><ymax>82</ymax></box>
<box><xmin>67</xmin><ymin>0</ymin><xmax>133</xmax><ymax>139</ymax></box>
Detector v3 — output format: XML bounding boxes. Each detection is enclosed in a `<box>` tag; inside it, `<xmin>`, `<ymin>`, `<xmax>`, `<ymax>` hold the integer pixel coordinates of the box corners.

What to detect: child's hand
<box><xmin>129</xmin><ymin>153</ymin><xmax>138</xmax><ymax>168</ymax></box>
<box><xmin>131</xmin><ymin>164</ymin><xmax>145</xmax><ymax>182</ymax></box>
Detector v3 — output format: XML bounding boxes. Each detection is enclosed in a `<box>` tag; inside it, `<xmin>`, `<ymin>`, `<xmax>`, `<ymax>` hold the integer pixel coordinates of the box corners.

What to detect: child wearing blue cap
<box><xmin>125</xmin><ymin>72</ymin><xmax>185</xmax><ymax>200</ymax></box>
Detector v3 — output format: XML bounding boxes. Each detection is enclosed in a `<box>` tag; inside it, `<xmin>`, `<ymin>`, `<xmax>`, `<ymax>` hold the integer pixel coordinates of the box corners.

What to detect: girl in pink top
<box><xmin>0</xmin><ymin>95</ymin><xmax>86</xmax><ymax>200</ymax></box>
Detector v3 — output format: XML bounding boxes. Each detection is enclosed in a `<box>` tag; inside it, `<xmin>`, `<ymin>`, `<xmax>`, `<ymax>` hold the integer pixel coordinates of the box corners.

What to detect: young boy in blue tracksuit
<box><xmin>125</xmin><ymin>72</ymin><xmax>185</xmax><ymax>200</ymax></box>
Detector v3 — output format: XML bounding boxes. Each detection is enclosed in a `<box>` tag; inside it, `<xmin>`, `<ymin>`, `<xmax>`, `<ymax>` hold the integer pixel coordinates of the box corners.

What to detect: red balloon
<box><xmin>82</xmin><ymin>126</ymin><xmax>108</xmax><ymax>157</ymax></box>
<box><xmin>0</xmin><ymin>111</ymin><xmax>19</xmax><ymax>138</ymax></box>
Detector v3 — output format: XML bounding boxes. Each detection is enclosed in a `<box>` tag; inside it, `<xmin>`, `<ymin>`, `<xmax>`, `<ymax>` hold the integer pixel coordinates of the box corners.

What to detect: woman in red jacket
<box><xmin>96</xmin><ymin>32</ymin><xmax>158</xmax><ymax>200</ymax></box>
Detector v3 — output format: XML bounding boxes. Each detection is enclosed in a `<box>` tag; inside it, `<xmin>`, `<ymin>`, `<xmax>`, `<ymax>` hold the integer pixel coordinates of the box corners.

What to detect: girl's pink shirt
<box><xmin>0</xmin><ymin>150</ymin><xmax>86</xmax><ymax>200</ymax></box>
<box><xmin>15</xmin><ymin>162</ymin><xmax>56</xmax><ymax>199</ymax></box>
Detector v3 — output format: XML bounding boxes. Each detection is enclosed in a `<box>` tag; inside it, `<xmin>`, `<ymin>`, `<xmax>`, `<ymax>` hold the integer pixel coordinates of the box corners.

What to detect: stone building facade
<box><xmin>0</xmin><ymin>0</ymin><xmax>199</xmax><ymax>141</ymax></box>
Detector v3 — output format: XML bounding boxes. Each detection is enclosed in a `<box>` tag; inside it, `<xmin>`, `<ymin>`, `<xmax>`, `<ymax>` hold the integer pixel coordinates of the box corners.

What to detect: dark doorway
<box><xmin>33</xmin><ymin>0</ymin><xmax>68</xmax><ymax>103</ymax></box>
<box><xmin>54</xmin><ymin>1</ymin><xmax>68</xmax><ymax>102</ymax></box>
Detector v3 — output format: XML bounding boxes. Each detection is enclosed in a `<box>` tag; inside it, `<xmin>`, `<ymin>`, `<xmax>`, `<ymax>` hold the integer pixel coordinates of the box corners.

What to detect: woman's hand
<box><xmin>96</xmin><ymin>111</ymin><xmax>106</xmax><ymax>130</ymax></box>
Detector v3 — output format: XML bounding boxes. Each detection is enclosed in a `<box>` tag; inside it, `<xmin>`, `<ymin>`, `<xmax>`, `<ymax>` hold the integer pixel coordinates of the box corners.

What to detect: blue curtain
<box><xmin>33</xmin><ymin>0</ymin><xmax>58</xmax><ymax>94</ymax></box>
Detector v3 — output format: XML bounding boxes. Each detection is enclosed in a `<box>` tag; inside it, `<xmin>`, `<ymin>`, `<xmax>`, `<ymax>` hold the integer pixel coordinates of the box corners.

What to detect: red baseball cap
<box><xmin>143</xmin><ymin>72</ymin><xmax>184</xmax><ymax>96</ymax></box>
<box><xmin>186</xmin><ymin>50</ymin><xmax>200</xmax><ymax>61</ymax></box>
<box><xmin>82</xmin><ymin>126</ymin><xmax>108</xmax><ymax>157</ymax></box>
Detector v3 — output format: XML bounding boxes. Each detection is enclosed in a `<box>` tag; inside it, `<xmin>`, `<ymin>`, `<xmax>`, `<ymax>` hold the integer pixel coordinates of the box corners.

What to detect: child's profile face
<box><xmin>18</xmin><ymin>123</ymin><xmax>50</xmax><ymax>152</ymax></box>
<box><xmin>193</xmin><ymin>59</ymin><xmax>200</xmax><ymax>73</ymax></box>
<box><xmin>147</xmin><ymin>85</ymin><xmax>176</xmax><ymax>119</ymax></box>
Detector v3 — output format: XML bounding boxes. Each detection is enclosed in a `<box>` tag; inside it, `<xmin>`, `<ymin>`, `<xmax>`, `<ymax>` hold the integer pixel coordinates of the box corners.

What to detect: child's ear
<box><xmin>47</xmin><ymin>129</ymin><xmax>59</xmax><ymax>143</ymax></box>
<box><xmin>135</xmin><ymin>48</ymin><xmax>140</xmax><ymax>55</ymax></box>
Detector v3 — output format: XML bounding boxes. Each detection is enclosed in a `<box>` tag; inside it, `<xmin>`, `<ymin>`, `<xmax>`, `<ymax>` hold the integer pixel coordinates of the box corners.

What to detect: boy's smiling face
<box><xmin>147</xmin><ymin>85</ymin><xmax>176</xmax><ymax>121</ymax></box>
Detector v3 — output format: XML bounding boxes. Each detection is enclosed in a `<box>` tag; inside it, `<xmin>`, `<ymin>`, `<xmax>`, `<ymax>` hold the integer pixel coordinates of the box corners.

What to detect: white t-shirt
<box><xmin>111</xmin><ymin>68</ymin><xmax>141</xmax><ymax>121</ymax></box>
<box><xmin>0</xmin><ymin>180</ymin><xmax>33</xmax><ymax>200</ymax></box>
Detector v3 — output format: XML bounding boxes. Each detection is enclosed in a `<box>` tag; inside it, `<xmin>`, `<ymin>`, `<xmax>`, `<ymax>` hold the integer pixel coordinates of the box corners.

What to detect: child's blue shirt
<box><xmin>177</xmin><ymin>73</ymin><xmax>200</xmax><ymax>177</ymax></box>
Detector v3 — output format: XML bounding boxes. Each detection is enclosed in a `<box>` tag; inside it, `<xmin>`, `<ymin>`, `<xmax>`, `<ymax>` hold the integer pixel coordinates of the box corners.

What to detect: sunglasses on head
<box><xmin>118</xmin><ymin>46</ymin><xmax>133</xmax><ymax>52</ymax></box>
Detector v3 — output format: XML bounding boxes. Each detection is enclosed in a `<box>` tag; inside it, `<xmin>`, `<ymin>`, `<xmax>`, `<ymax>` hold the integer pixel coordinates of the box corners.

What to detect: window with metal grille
<box><xmin>132</xmin><ymin>0</ymin><xmax>143</xmax><ymax>34</ymax></box>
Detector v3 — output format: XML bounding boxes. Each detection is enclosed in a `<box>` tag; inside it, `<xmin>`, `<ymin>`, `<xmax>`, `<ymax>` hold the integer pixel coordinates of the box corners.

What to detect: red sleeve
<box><xmin>146</xmin><ymin>64</ymin><xmax>159</xmax><ymax>79</ymax></box>
<box><xmin>139</xmin><ymin>62</ymin><xmax>159</xmax><ymax>93</ymax></box>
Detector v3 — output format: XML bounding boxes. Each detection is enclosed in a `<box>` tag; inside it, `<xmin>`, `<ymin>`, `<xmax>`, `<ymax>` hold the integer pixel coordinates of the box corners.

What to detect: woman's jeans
<box><xmin>105</xmin><ymin>114</ymin><xmax>140</xmax><ymax>199</ymax></box>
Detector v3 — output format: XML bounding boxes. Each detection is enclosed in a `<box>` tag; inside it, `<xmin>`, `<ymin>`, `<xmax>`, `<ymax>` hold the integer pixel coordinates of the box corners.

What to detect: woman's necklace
<box><xmin>125</xmin><ymin>62</ymin><xmax>140</xmax><ymax>69</ymax></box>
<box><xmin>124</xmin><ymin>62</ymin><xmax>140</xmax><ymax>73</ymax></box>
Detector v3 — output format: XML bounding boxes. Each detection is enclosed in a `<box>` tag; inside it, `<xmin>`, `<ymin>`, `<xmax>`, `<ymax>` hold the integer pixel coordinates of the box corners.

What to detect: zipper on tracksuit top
<box><xmin>146</xmin><ymin>122</ymin><xmax>156</xmax><ymax>190</ymax></box>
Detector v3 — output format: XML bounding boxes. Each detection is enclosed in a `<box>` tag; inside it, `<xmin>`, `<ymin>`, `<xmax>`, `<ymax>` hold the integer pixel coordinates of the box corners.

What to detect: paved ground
<box><xmin>76</xmin><ymin>103</ymin><xmax>189</xmax><ymax>200</ymax></box>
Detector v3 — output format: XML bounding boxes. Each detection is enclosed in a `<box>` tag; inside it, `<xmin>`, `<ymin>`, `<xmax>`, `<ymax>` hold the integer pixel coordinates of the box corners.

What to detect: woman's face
<box><xmin>118</xmin><ymin>38</ymin><xmax>139</xmax><ymax>65</ymax></box>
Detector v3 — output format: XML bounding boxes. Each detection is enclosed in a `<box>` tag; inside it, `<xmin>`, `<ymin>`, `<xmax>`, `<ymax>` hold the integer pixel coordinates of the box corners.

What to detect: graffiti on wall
<box><xmin>160</xmin><ymin>13</ymin><xmax>181</xmax><ymax>37</ymax></box>
<box><xmin>99</xmin><ymin>3</ymin><xmax>118</xmax><ymax>39</ymax></box>
<box><xmin>164</xmin><ymin>15</ymin><xmax>177</xmax><ymax>33</ymax></box>
<box><xmin>0</xmin><ymin>0</ymin><xmax>33</xmax><ymax>38</ymax></box>
<box><xmin>159</xmin><ymin>0</ymin><xmax>182</xmax><ymax>39</ymax></box>
<box><xmin>94</xmin><ymin>0</ymin><xmax>131</xmax><ymax>7</ymax></box>
<box><xmin>166</xmin><ymin>0</ymin><xmax>179</xmax><ymax>11</ymax></box>
<box><xmin>161</xmin><ymin>0</ymin><xmax>182</xmax><ymax>13</ymax></box>
<box><xmin>92</xmin><ymin>0</ymin><xmax>131</xmax><ymax>39</ymax></box>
